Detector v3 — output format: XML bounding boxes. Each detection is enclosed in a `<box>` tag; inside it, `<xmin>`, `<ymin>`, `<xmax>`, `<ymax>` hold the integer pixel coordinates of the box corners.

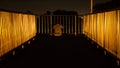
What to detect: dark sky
<box><xmin>0</xmin><ymin>0</ymin><xmax>111</xmax><ymax>15</ymax></box>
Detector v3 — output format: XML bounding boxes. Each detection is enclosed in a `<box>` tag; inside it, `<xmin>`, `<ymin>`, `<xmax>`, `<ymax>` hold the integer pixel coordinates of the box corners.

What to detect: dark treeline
<box><xmin>53</xmin><ymin>10</ymin><xmax>78</xmax><ymax>15</ymax></box>
<box><xmin>0</xmin><ymin>8</ymin><xmax>35</xmax><ymax>15</ymax></box>
<box><xmin>44</xmin><ymin>10</ymin><xmax>78</xmax><ymax>15</ymax></box>
<box><xmin>93</xmin><ymin>0</ymin><xmax>120</xmax><ymax>13</ymax></box>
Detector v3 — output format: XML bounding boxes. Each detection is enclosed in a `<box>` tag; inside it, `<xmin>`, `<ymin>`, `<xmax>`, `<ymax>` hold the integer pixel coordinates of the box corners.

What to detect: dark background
<box><xmin>0</xmin><ymin>0</ymin><xmax>111</xmax><ymax>15</ymax></box>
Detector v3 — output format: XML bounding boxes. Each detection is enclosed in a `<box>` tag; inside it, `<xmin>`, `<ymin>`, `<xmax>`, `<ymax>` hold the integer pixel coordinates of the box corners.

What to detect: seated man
<box><xmin>53</xmin><ymin>22</ymin><xmax>63</xmax><ymax>36</ymax></box>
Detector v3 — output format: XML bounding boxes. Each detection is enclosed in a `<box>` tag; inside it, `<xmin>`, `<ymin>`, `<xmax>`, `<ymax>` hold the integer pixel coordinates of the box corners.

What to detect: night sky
<box><xmin>0</xmin><ymin>0</ymin><xmax>111</xmax><ymax>15</ymax></box>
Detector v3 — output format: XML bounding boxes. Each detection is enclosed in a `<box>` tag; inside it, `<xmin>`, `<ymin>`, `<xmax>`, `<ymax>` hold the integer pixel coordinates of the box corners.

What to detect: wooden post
<box><xmin>90</xmin><ymin>0</ymin><xmax>93</xmax><ymax>13</ymax></box>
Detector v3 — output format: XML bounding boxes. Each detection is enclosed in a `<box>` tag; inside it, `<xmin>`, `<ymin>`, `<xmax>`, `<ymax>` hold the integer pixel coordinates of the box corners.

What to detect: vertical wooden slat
<box><xmin>46</xmin><ymin>16</ymin><xmax>49</xmax><ymax>34</ymax></box>
<box><xmin>62</xmin><ymin>16</ymin><xmax>64</xmax><ymax>34</ymax></box>
<box><xmin>68</xmin><ymin>16</ymin><xmax>70</xmax><ymax>34</ymax></box>
<box><xmin>38</xmin><ymin>16</ymin><xmax>40</xmax><ymax>33</ymax></box>
<box><xmin>71</xmin><ymin>16</ymin><xmax>73</xmax><ymax>34</ymax></box>
<box><xmin>50</xmin><ymin>16</ymin><xmax>52</xmax><ymax>35</ymax></box>
<box><xmin>66</xmin><ymin>16</ymin><xmax>67</xmax><ymax>34</ymax></box>
<box><xmin>117</xmin><ymin>10</ymin><xmax>120</xmax><ymax>59</ymax></box>
<box><xmin>41</xmin><ymin>16</ymin><xmax>43</xmax><ymax>34</ymax></box>
<box><xmin>75</xmin><ymin>16</ymin><xmax>77</xmax><ymax>35</ymax></box>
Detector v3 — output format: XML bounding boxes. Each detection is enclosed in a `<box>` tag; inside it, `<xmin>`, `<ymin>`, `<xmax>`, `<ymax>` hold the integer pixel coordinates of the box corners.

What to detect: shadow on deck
<box><xmin>0</xmin><ymin>34</ymin><xmax>119</xmax><ymax>68</ymax></box>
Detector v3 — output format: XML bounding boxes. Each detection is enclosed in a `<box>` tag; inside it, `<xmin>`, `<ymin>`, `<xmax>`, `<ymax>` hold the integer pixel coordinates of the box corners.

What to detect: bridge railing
<box><xmin>82</xmin><ymin>10</ymin><xmax>120</xmax><ymax>60</ymax></box>
<box><xmin>0</xmin><ymin>11</ymin><xmax>36</xmax><ymax>57</ymax></box>
<box><xmin>36</xmin><ymin>15</ymin><xmax>82</xmax><ymax>36</ymax></box>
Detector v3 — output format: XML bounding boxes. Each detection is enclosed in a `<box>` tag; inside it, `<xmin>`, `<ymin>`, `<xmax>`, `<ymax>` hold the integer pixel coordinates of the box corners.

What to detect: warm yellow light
<box><xmin>28</xmin><ymin>41</ymin><xmax>30</xmax><ymax>44</ymax></box>
<box><xmin>53</xmin><ymin>23</ymin><xmax>63</xmax><ymax>36</ymax></box>
<box><xmin>82</xmin><ymin>10</ymin><xmax>120</xmax><ymax>59</ymax></box>
<box><xmin>0</xmin><ymin>11</ymin><xmax>36</xmax><ymax>57</ymax></box>
<box><xmin>12</xmin><ymin>51</ymin><xmax>15</xmax><ymax>56</ymax></box>
<box><xmin>33</xmin><ymin>38</ymin><xmax>35</xmax><ymax>41</ymax></box>
<box><xmin>117</xmin><ymin>60</ymin><xmax>119</xmax><ymax>66</ymax></box>
<box><xmin>22</xmin><ymin>45</ymin><xmax>24</xmax><ymax>49</ymax></box>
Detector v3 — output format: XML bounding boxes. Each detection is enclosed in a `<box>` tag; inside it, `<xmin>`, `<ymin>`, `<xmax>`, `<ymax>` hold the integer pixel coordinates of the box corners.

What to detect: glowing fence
<box><xmin>0</xmin><ymin>11</ymin><xmax>36</xmax><ymax>57</ymax></box>
<box><xmin>82</xmin><ymin>10</ymin><xmax>120</xmax><ymax>59</ymax></box>
<box><xmin>37</xmin><ymin>15</ymin><xmax>82</xmax><ymax>35</ymax></box>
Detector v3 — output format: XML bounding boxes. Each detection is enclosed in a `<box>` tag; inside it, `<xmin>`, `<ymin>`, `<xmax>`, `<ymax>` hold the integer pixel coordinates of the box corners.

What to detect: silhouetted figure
<box><xmin>53</xmin><ymin>22</ymin><xmax>63</xmax><ymax>36</ymax></box>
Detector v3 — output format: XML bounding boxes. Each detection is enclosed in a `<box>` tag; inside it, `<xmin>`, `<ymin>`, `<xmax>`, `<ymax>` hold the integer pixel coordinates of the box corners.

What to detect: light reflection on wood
<box><xmin>0</xmin><ymin>11</ymin><xmax>36</xmax><ymax>57</ymax></box>
<box><xmin>83</xmin><ymin>10</ymin><xmax>120</xmax><ymax>59</ymax></box>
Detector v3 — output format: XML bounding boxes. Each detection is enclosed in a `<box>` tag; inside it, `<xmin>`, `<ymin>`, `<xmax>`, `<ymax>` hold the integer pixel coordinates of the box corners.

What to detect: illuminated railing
<box><xmin>0</xmin><ymin>11</ymin><xmax>36</xmax><ymax>57</ymax></box>
<box><xmin>37</xmin><ymin>15</ymin><xmax>82</xmax><ymax>35</ymax></box>
<box><xmin>82</xmin><ymin>10</ymin><xmax>120</xmax><ymax>60</ymax></box>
